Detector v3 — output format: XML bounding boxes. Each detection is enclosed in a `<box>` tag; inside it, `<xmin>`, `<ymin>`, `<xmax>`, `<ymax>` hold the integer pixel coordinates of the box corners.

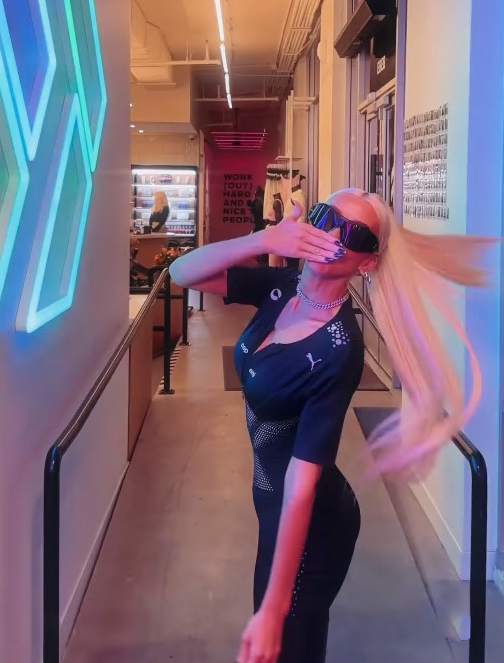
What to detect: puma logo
<box><xmin>306</xmin><ymin>353</ymin><xmax>322</xmax><ymax>371</ymax></box>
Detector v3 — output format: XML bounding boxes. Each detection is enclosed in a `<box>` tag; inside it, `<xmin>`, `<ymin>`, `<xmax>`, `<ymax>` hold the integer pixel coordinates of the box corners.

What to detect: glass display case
<box><xmin>131</xmin><ymin>166</ymin><xmax>198</xmax><ymax>244</ymax></box>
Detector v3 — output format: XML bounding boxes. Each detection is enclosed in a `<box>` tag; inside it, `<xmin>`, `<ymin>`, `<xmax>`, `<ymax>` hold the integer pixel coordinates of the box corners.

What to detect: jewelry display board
<box><xmin>403</xmin><ymin>104</ymin><xmax>449</xmax><ymax>219</ymax></box>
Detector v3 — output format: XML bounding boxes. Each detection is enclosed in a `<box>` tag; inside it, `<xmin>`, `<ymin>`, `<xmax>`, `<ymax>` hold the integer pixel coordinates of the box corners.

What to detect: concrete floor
<box><xmin>63</xmin><ymin>294</ymin><xmax>500</xmax><ymax>663</ymax></box>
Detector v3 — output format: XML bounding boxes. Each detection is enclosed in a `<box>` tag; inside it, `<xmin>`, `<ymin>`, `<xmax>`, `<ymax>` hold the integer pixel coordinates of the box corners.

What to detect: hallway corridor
<box><xmin>64</xmin><ymin>296</ymin><xmax>460</xmax><ymax>663</ymax></box>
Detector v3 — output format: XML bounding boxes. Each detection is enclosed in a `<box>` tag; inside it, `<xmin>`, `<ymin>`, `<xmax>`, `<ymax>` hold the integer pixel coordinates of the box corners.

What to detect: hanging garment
<box><xmin>284</xmin><ymin>186</ymin><xmax>307</xmax><ymax>224</ymax></box>
<box><xmin>263</xmin><ymin>164</ymin><xmax>298</xmax><ymax>222</ymax></box>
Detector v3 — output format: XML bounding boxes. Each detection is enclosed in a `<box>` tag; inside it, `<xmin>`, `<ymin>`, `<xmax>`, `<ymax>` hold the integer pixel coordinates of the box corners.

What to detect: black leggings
<box><xmin>278</xmin><ymin>610</ymin><xmax>330</xmax><ymax>663</ymax></box>
<box><xmin>254</xmin><ymin>470</ymin><xmax>361</xmax><ymax>663</ymax></box>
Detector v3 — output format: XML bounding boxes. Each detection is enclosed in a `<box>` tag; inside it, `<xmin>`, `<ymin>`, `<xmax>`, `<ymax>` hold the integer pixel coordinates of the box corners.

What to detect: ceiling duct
<box><xmin>131</xmin><ymin>0</ymin><xmax>175</xmax><ymax>85</ymax></box>
<box><xmin>269</xmin><ymin>0</ymin><xmax>322</xmax><ymax>98</ymax></box>
<box><xmin>212</xmin><ymin>131</ymin><xmax>268</xmax><ymax>151</ymax></box>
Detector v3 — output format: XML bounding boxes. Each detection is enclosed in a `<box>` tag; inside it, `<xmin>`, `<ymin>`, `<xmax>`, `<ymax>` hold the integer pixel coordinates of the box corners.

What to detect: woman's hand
<box><xmin>236</xmin><ymin>608</ymin><xmax>285</xmax><ymax>663</ymax></box>
<box><xmin>262</xmin><ymin>200</ymin><xmax>339</xmax><ymax>263</ymax></box>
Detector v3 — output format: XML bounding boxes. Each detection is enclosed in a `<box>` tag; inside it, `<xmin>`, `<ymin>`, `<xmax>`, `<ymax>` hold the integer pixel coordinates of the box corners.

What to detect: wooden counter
<box><xmin>130</xmin><ymin>234</ymin><xmax>183</xmax><ymax>356</ymax></box>
<box><xmin>130</xmin><ymin>233</ymin><xmax>170</xmax><ymax>268</ymax></box>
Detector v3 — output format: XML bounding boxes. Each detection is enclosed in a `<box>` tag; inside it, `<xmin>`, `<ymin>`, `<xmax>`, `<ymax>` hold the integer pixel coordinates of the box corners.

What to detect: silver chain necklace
<box><xmin>296</xmin><ymin>283</ymin><xmax>350</xmax><ymax>310</ymax></box>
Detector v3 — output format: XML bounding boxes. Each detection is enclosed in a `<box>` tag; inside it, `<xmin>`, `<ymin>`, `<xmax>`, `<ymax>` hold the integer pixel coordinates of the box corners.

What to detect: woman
<box><xmin>169</xmin><ymin>189</ymin><xmax>492</xmax><ymax>663</ymax></box>
<box><xmin>149</xmin><ymin>191</ymin><xmax>170</xmax><ymax>233</ymax></box>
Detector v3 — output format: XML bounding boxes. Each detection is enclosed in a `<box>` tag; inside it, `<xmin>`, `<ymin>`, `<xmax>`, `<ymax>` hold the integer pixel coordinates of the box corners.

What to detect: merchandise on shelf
<box><xmin>131</xmin><ymin>166</ymin><xmax>198</xmax><ymax>243</ymax></box>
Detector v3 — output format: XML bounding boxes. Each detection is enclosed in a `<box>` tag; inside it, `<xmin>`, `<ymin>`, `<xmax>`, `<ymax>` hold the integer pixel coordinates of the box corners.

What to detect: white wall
<box><xmin>318</xmin><ymin>0</ymin><xmax>348</xmax><ymax>199</ymax></box>
<box><xmin>292</xmin><ymin>56</ymin><xmax>309</xmax><ymax>177</ymax></box>
<box><xmin>130</xmin><ymin>68</ymin><xmax>193</xmax><ymax>125</ymax></box>
<box><xmin>0</xmin><ymin>0</ymin><xmax>131</xmax><ymax>660</ymax></box>
<box><xmin>463</xmin><ymin>0</ymin><xmax>504</xmax><ymax>575</ymax></box>
<box><xmin>404</xmin><ymin>0</ymin><xmax>503</xmax><ymax>579</ymax></box>
<box><xmin>131</xmin><ymin>132</ymin><xmax>200</xmax><ymax>167</ymax></box>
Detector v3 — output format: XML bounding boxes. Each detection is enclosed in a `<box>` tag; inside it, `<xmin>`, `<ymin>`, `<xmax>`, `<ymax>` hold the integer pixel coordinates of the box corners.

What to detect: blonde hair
<box><xmin>336</xmin><ymin>189</ymin><xmax>496</xmax><ymax>477</ymax></box>
<box><xmin>152</xmin><ymin>191</ymin><xmax>169</xmax><ymax>214</ymax></box>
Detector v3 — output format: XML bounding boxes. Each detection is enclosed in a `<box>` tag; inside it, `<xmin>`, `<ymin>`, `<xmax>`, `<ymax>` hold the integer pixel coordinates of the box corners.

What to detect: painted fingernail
<box><xmin>334</xmin><ymin>250</ymin><xmax>346</xmax><ymax>257</ymax></box>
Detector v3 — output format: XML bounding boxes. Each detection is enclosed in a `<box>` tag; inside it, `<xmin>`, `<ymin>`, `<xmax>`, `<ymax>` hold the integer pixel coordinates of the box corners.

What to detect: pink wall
<box><xmin>207</xmin><ymin>146</ymin><xmax>278</xmax><ymax>244</ymax></box>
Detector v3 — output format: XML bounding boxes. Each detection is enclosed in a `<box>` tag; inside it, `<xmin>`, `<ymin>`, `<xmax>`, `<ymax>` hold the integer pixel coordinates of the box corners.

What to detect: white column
<box><xmin>318</xmin><ymin>0</ymin><xmax>348</xmax><ymax>200</ymax></box>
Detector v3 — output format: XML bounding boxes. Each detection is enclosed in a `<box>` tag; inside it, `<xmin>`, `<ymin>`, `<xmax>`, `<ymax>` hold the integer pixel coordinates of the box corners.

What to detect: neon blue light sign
<box><xmin>0</xmin><ymin>0</ymin><xmax>108</xmax><ymax>331</ymax></box>
<box><xmin>18</xmin><ymin>94</ymin><xmax>92</xmax><ymax>333</ymax></box>
<box><xmin>0</xmin><ymin>48</ymin><xmax>29</xmax><ymax>300</ymax></box>
<box><xmin>63</xmin><ymin>0</ymin><xmax>108</xmax><ymax>172</ymax></box>
<box><xmin>0</xmin><ymin>0</ymin><xmax>56</xmax><ymax>161</ymax></box>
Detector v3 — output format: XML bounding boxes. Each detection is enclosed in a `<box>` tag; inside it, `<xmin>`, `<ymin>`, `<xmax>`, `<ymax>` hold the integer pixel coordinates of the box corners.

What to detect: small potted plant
<box><xmin>153</xmin><ymin>246</ymin><xmax>181</xmax><ymax>266</ymax></box>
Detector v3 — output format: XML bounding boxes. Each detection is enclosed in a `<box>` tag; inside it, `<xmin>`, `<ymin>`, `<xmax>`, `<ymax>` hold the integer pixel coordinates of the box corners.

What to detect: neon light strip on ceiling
<box><xmin>213</xmin><ymin>0</ymin><xmax>225</xmax><ymax>42</ymax></box>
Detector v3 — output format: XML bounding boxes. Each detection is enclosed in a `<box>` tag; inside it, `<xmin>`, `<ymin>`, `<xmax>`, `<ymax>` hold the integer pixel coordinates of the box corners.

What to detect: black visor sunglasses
<box><xmin>308</xmin><ymin>202</ymin><xmax>380</xmax><ymax>254</ymax></box>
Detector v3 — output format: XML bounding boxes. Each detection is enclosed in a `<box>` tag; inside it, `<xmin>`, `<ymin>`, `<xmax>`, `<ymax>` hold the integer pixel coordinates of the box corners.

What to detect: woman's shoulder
<box><xmin>258</xmin><ymin>266</ymin><xmax>299</xmax><ymax>294</ymax></box>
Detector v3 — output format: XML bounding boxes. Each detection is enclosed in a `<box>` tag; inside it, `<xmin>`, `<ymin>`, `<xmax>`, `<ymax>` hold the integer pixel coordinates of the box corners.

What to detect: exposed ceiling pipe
<box><xmin>196</xmin><ymin>97</ymin><xmax>279</xmax><ymax>102</ymax></box>
<box><xmin>130</xmin><ymin>0</ymin><xmax>176</xmax><ymax>85</ymax></box>
<box><xmin>131</xmin><ymin>59</ymin><xmax>221</xmax><ymax>67</ymax></box>
<box><xmin>270</xmin><ymin>0</ymin><xmax>322</xmax><ymax>97</ymax></box>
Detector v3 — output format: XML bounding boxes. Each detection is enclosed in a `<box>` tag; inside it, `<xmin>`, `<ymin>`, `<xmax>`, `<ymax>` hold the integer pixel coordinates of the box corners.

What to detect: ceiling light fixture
<box><xmin>139</xmin><ymin>129</ymin><xmax>144</xmax><ymax>133</ymax></box>
<box><xmin>214</xmin><ymin>0</ymin><xmax>225</xmax><ymax>42</ymax></box>
<box><xmin>227</xmin><ymin>93</ymin><xmax>232</xmax><ymax>109</ymax></box>
<box><xmin>220</xmin><ymin>43</ymin><xmax>229</xmax><ymax>74</ymax></box>
<box><xmin>225</xmin><ymin>73</ymin><xmax>230</xmax><ymax>95</ymax></box>
<box><xmin>130</xmin><ymin>102</ymin><xmax>133</xmax><ymax>108</ymax></box>
<box><xmin>130</xmin><ymin>124</ymin><xmax>136</xmax><ymax>128</ymax></box>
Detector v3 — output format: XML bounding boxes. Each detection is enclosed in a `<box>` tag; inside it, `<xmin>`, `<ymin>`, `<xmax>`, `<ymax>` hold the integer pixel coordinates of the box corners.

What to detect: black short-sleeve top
<box><xmin>225</xmin><ymin>266</ymin><xmax>364</xmax><ymax>490</ymax></box>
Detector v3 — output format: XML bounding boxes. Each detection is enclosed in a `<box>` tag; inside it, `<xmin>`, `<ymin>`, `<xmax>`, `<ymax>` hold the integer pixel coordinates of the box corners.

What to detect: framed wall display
<box><xmin>403</xmin><ymin>104</ymin><xmax>449</xmax><ymax>220</ymax></box>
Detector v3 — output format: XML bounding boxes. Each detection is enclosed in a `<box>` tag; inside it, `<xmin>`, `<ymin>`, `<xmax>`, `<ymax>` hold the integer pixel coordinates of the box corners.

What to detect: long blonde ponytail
<box><xmin>344</xmin><ymin>190</ymin><xmax>496</xmax><ymax>475</ymax></box>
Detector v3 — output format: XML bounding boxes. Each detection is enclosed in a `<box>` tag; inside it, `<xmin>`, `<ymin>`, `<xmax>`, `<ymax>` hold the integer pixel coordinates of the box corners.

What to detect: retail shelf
<box><xmin>133</xmin><ymin>206</ymin><xmax>195</xmax><ymax>213</ymax></box>
<box><xmin>167</xmin><ymin>233</ymin><xmax>196</xmax><ymax>237</ymax></box>
<box><xmin>132</xmin><ymin>197</ymin><xmax>196</xmax><ymax>202</ymax></box>
<box><xmin>132</xmin><ymin>184</ymin><xmax>195</xmax><ymax>189</ymax></box>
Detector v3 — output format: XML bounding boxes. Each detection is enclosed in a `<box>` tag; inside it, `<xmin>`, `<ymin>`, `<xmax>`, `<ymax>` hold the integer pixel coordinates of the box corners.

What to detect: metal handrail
<box><xmin>348</xmin><ymin>283</ymin><xmax>382</xmax><ymax>337</ymax></box>
<box><xmin>348</xmin><ymin>283</ymin><xmax>394</xmax><ymax>379</ymax></box>
<box><xmin>44</xmin><ymin>269</ymin><xmax>169</xmax><ymax>663</ymax></box>
<box><xmin>351</xmin><ymin>283</ymin><xmax>488</xmax><ymax>663</ymax></box>
<box><xmin>452</xmin><ymin>431</ymin><xmax>488</xmax><ymax>663</ymax></box>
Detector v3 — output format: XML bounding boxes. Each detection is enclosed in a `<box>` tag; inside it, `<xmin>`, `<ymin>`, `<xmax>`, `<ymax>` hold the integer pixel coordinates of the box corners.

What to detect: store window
<box><xmin>347</xmin><ymin>45</ymin><xmax>370</xmax><ymax>191</ymax></box>
<box><xmin>345</xmin><ymin>1</ymin><xmax>399</xmax><ymax>380</ymax></box>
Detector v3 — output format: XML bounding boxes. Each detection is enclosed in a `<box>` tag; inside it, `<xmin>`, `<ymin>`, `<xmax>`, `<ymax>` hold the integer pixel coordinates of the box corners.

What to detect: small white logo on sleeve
<box><xmin>270</xmin><ymin>288</ymin><xmax>282</xmax><ymax>301</ymax></box>
<box><xmin>241</xmin><ymin>343</ymin><xmax>249</xmax><ymax>354</ymax></box>
<box><xmin>306</xmin><ymin>353</ymin><xmax>322</xmax><ymax>371</ymax></box>
<box><xmin>249</xmin><ymin>368</ymin><xmax>256</xmax><ymax>378</ymax></box>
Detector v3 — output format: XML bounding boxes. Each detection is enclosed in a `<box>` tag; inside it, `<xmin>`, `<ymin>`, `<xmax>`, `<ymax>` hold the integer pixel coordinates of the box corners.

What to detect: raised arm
<box><xmin>169</xmin><ymin>202</ymin><xmax>339</xmax><ymax>295</ymax></box>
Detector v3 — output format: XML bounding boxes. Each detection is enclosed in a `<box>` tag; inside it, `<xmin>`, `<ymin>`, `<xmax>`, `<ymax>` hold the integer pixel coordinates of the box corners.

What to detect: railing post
<box><xmin>181</xmin><ymin>287</ymin><xmax>190</xmax><ymax>346</ymax></box>
<box><xmin>199</xmin><ymin>291</ymin><xmax>204</xmax><ymax>312</ymax></box>
<box><xmin>161</xmin><ymin>272</ymin><xmax>174</xmax><ymax>395</ymax></box>
<box><xmin>469</xmin><ymin>455</ymin><xmax>488</xmax><ymax>663</ymax></box>
<box><xmin>44</xmin><ymin>449</ymin><xmax>62</xmax><ymax>663</ymax></box>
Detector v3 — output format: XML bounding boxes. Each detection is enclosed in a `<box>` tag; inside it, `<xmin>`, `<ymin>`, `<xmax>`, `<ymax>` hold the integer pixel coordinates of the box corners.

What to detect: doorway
<box><xmin>353</xmin><ymin>85</ymin><xmax>396</xmax><ymax>380</ymax></box>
